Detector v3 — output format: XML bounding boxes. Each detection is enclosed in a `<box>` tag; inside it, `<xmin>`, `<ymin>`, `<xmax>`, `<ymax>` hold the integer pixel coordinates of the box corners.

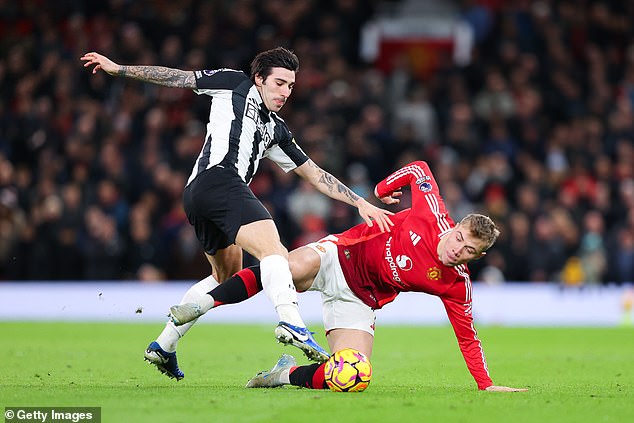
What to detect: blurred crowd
<box><xmin>1</xmin><ymin>0</ymin><xmax>634</xmax><ymax>284</ymax></box>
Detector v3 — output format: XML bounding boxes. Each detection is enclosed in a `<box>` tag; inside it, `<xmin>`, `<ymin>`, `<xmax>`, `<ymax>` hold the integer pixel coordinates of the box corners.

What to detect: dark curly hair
<box><xmin>250</xmin><ymin>47</ymin><xmax>299</xmax><ymax>81</ymax></box>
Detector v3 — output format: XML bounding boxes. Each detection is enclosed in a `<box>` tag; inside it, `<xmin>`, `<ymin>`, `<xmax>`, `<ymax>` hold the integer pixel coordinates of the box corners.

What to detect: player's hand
<box><xmin>356</xmin><ymin>198</ymin><xmax>394</xmax><ymax>233</ymax></box>
<box><xmin>81</xmin><ymin>52</ymin><xmax>121</xmax><ymax>76</ymax></box>
<box><xmin>374</xmin><ymin>186</ymin><xmax>402</xmax><ymax>205</ymax></box>
<box><xmin>485</xmin><ymin>385</ymin><xmax>528</xmax><ymax>392</ymax></box>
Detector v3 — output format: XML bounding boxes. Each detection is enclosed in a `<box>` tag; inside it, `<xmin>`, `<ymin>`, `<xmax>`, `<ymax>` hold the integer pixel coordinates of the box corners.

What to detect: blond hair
<box><xmin>459</xmin><ymin>213</ymin><xmax>500</xmax><ymax>252</ymax></box>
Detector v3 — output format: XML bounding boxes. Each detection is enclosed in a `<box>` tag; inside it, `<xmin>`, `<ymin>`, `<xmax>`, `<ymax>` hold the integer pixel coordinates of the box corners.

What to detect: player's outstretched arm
<box><xmin>374</xmin><ymin>160</ymin><xmax>439</xmax><ymax>213</ymax></box>
<box><xmin>485</xmin><ymin>385</ymin><xmax>528</xmax><ymax>392</ymax></box>
<box><xmin>294</xmin><ymin>160</ymin><xmax>394</xmax><ymax>232</ymax></box>
<box><xmin>81</xmin><ymin>52</ymin><xmax>196</xmax><ymax>88</ymax></box>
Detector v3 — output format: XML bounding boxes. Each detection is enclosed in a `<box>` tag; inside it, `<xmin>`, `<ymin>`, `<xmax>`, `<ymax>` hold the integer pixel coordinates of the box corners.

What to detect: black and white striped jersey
<box><xmin>187</xmin><ymin>68</ymin><xmax>309</xmax><ymax>186</ymax></box>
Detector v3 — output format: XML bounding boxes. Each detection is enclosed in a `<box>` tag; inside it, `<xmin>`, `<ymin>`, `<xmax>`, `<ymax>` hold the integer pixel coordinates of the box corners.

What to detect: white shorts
<box><xmin>306</xmin><ymin>236</ymin><xmax>376</xmax><ymax>335</ymax></box>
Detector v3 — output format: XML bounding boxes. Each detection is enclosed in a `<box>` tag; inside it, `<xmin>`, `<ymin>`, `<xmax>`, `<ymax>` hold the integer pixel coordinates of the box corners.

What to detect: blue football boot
<box><xmin>143</xmin><ymin>341</ymin><xmax>184</xmax><ymax>380</ymax></box>
<box><xmin>274</xmin><ymin>322</ymin><xmax>330</xmax><ymax>363</ymax></box>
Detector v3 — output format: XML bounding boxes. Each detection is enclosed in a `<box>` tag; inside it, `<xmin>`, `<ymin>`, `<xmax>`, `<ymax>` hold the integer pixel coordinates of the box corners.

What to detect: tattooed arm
<box><xmin>295</xmin><ymin>160</ymin><xmax>360</xmax><ymax>205</ymax></box>
<box><xmin>294</xmin><ymin>160</ymin><xmax>394</xmax><ymax>232</ymax></box>
<box><xmin>81</xmin><ymin>52</ymin><xmax>196</xmax><ymax>89</ymax></box>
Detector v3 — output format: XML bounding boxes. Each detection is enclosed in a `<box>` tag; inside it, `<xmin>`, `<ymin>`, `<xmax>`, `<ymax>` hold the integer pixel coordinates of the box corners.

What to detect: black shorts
<box><xmin>183</xmin><ymin>166</ymin><xmax>272</xmax><ymax>255</ymax></box>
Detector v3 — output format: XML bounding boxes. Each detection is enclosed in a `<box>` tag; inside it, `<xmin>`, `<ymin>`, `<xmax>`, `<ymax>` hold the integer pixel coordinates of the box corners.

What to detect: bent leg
<box><xmin>193</xmin><ymin>245</ymin><xmax>321</xmax><ymax>307</ymax></box>
<box><xmin>155</xmin><ymin>273</ymin><xmax>219</xmax><ymax>352</ymax></box>
<box><xmin>235</xmin><ymin>219</ymin><xmax>288</xmax><ymax>258</ymax></box>
<box><xmin>287</xmin><ymin>329</ymin><xmax>374</xmax><ymax>389</ymax></box>
<box><xmin>188</xmin><ymin>244</ymin><xmax>320</xmax><ymax>310</ymax></box>
<box><xmin>236</xmin><ymin>220</ymin><xmax>331</xmax><ymax>361</ymax></box>
<box><xmin>326</xmin><ymin>329</ymin><xmax>374</xmax><ymax>359</ymax></box>
<box><xmin>208</xmin><ymin>265</ymin><xmax>262</xmax><ymax>306</ymax></box>
<box><xmin>235</xmin><ymin>219</ymin><xmax>304</xmax><ymax>325</ymax></box>
<box><xmin>156</xmin><ymin>245</ymin><xmax>243</xmax><ymax>349</ymax></box>
<box><xmin>144</xmin><ymin>271</ymin><xmax>221</xmax><ymax>380</ymax></box>
<box><xmin>288</xmin><ymin>246</ymin><xmax>321</xmax><ymax>292</ymax></box>
<box><xmin>170</xmin><ymin>244</ymin><xmax>322</xmax><ymax>325</ymax></box>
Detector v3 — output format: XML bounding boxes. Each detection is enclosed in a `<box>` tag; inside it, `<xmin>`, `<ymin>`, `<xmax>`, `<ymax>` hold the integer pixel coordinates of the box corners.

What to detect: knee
<box><xmin>258</xmin><ymin>244</ymin><xmax>288</xmax><ymax>261</ymax></box>
<box><xmin>288</xmin><ymin>251</ymin><xmax>309</xmax><ymax>278</ymax></box>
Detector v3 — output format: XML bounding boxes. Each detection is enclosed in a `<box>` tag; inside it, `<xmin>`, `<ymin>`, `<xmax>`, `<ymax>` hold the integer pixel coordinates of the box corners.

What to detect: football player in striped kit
<box><xmin>81</xmin><ymin>47</ymin><xmax>394</xmax><ymax>380</ymax></box>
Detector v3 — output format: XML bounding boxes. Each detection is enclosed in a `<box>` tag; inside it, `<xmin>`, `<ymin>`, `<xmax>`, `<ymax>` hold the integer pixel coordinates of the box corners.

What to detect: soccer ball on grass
<box><xmin>324</xmin><ymin>348</ymin><xmax>372</xmax><ymax>392</ymax></box>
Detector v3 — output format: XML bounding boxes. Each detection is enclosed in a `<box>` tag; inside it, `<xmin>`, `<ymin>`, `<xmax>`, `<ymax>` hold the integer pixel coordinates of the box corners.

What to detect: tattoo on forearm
<box><xmin>119</xmin><ymin>65</ymin><xmax>195</xmax><ymax>88</ymax></box>
<box><xmin>317</xmin><ymin>170</ymin><xmax>360</xmax><ymax>203</ymax></box>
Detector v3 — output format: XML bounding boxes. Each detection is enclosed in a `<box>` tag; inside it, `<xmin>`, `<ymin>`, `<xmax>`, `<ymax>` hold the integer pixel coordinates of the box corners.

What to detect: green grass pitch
<box><xmin>1</xmin><ymin>322</ymin><xmax>633</xmax><ymax>422</ymax></box>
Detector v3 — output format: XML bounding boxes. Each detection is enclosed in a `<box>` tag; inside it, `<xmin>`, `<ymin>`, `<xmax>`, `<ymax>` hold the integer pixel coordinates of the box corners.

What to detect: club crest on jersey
<box><xmin>344</xmin><ymin>249</ymin><xmax>351</xmax><ymax>260</ymax></box>
<box><xmin>396</xmin><ymin>255</ymin><xmax>413</xmax><ymax>271</ymax></box>
<box><xmin>416</xmin><ymin>176</ymin><xmax>432</xmax><ymax>192</ymax></box>
<box><xmin>427</xmin><ymin>266</ymin><xmax>441</xmax><ymax>281</ymax></box>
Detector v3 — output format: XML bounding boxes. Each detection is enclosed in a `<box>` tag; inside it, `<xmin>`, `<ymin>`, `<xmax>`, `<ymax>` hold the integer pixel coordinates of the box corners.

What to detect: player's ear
<box><xmin>254</xmin><ymin>73</ymin><xmax>264</xmax><ymax>86</ymax></box>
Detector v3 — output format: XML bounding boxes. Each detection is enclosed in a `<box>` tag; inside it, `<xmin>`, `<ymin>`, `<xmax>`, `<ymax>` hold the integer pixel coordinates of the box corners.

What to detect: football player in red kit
<box><xmin>170</xmin><ymin>161</ymin><xmax>527</xmax><ymax>392</ymax></box>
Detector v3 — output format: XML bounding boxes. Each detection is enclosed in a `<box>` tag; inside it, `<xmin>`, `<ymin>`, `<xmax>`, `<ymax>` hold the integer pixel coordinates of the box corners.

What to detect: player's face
<box><xmin>255</xmin><ymin>67</ymin><xmax>295</xmax><ymax>112</ymax></box>
<box><xmin>439</xmin><ymin>225</ymin><xmax>486</xmax><ymax>267</ymax></box>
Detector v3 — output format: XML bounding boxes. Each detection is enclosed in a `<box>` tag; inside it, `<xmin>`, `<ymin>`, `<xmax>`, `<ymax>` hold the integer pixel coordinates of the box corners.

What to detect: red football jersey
<box><xmin>335</xmin><ymin>161</ymin><xmax>492</xmax><ymax>389</ymax></box>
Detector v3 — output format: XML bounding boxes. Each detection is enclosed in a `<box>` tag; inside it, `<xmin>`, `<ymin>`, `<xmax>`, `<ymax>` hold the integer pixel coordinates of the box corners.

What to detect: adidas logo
<box><xmin>409</xmin><ymin>230</ymin><xmax>421</xmax><ymax>246</ymax></box>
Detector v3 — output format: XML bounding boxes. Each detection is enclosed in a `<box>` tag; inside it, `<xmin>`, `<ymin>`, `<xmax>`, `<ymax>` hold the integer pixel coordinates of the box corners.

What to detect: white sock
<box><xmin>260</xmin><ymin>255</ymin><xmax>305</xmax><ymax>327</ymax></box>
<box><xmin>155</xmin><ymin>274</ymin><xmax>219</xmax><ymax>352</ymax></box>
<box><xmin>155</xmin><ymin>321</ymin><xmax>183</xmax><ymax>353</ymax></box>
<box><xmin>277</xmin><ymin>367</ymin><xmax>291</xmax><ymax>385</ymax></box>
<box><xmin>276</xmin><ymin>304</ymin><xmax>303</xmax><ymax>326</ymax></box>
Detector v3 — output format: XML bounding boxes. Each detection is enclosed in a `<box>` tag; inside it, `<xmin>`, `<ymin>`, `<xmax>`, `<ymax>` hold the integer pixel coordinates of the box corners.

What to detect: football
<box><xmin>324</xmin><ymin>348</ymin><xmax>372</xmax><ymax>392</ymax></box>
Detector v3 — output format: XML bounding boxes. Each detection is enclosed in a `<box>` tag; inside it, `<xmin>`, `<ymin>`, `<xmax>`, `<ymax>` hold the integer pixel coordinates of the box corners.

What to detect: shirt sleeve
<box><xmin>375</xmin><ymin>161</ymin><xmax>452</xmax><ymax>230</ymax></box>
<box><xmin>440</xmin><ymin>290</ymin><xmax>493</xmax><ymax>390</ymax></box>
<box><xmin>193</xmin><ymin>69</ymin><xmax>248</xmax><ymax>94</ymax></box>
<box><xmin>375</xmin><ymin>161</ymin><xmax>440</xmax><ymax>208</ymax></box>
<box><xmin>263</xmin><ymin>120</ymin><xmax>309</xmax><ymax>172</ymax></box>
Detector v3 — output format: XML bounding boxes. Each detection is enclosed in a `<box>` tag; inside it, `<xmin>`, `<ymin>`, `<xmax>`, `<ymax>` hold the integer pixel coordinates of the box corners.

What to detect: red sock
<box><xmin>208</xmin><ymin>266</ymin><xmax>262</xmax><ymax>307</ymax></box>
<box><xmin>288</xmin><ymin>363</ymin><xmax>327</xmax><ymax>389</ymax></box>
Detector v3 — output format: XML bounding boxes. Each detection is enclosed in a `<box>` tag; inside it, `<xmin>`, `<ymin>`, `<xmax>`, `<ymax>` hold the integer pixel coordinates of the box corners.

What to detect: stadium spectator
<box><xmin>608</xmin><ymin>227</ymin><xmax>634</xmax><ymax>284</ymax></box>
<box><xmin>526</xmin><ymin>213</ymin><xmax>567</xmax><ymax>282</ymax></box>
<box><xmin>577</xmin><ymin>210</ymin><xmax>608</xmax><ymax>284</ymax></box>
<box><xmin>170</xmin><ymin>160</ymin><xmax>526</xmax><ymax>391</ymax></box>
<box><xmin>287</xmin><ymin>180</ymin><xmax>332</xmax><ymax>229</ymax></box>
<box><xmin>0</xmin><ymin>155</ymin><xmax>26</xmax><ymax>277</ymax></box>
<box><xmin>81</xmin><ymin>205</ymin><xmax>125</xmax><ymax>280</ymax></box>
<box><xmin>391</xmin><ymin>84</ymin><xmax>438</xmax><ymax>146</ymax></box>
<box><xmin>0</xmin><ymin>0</ymin><xmax>634</xmax><ymax>287</ymax></box>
